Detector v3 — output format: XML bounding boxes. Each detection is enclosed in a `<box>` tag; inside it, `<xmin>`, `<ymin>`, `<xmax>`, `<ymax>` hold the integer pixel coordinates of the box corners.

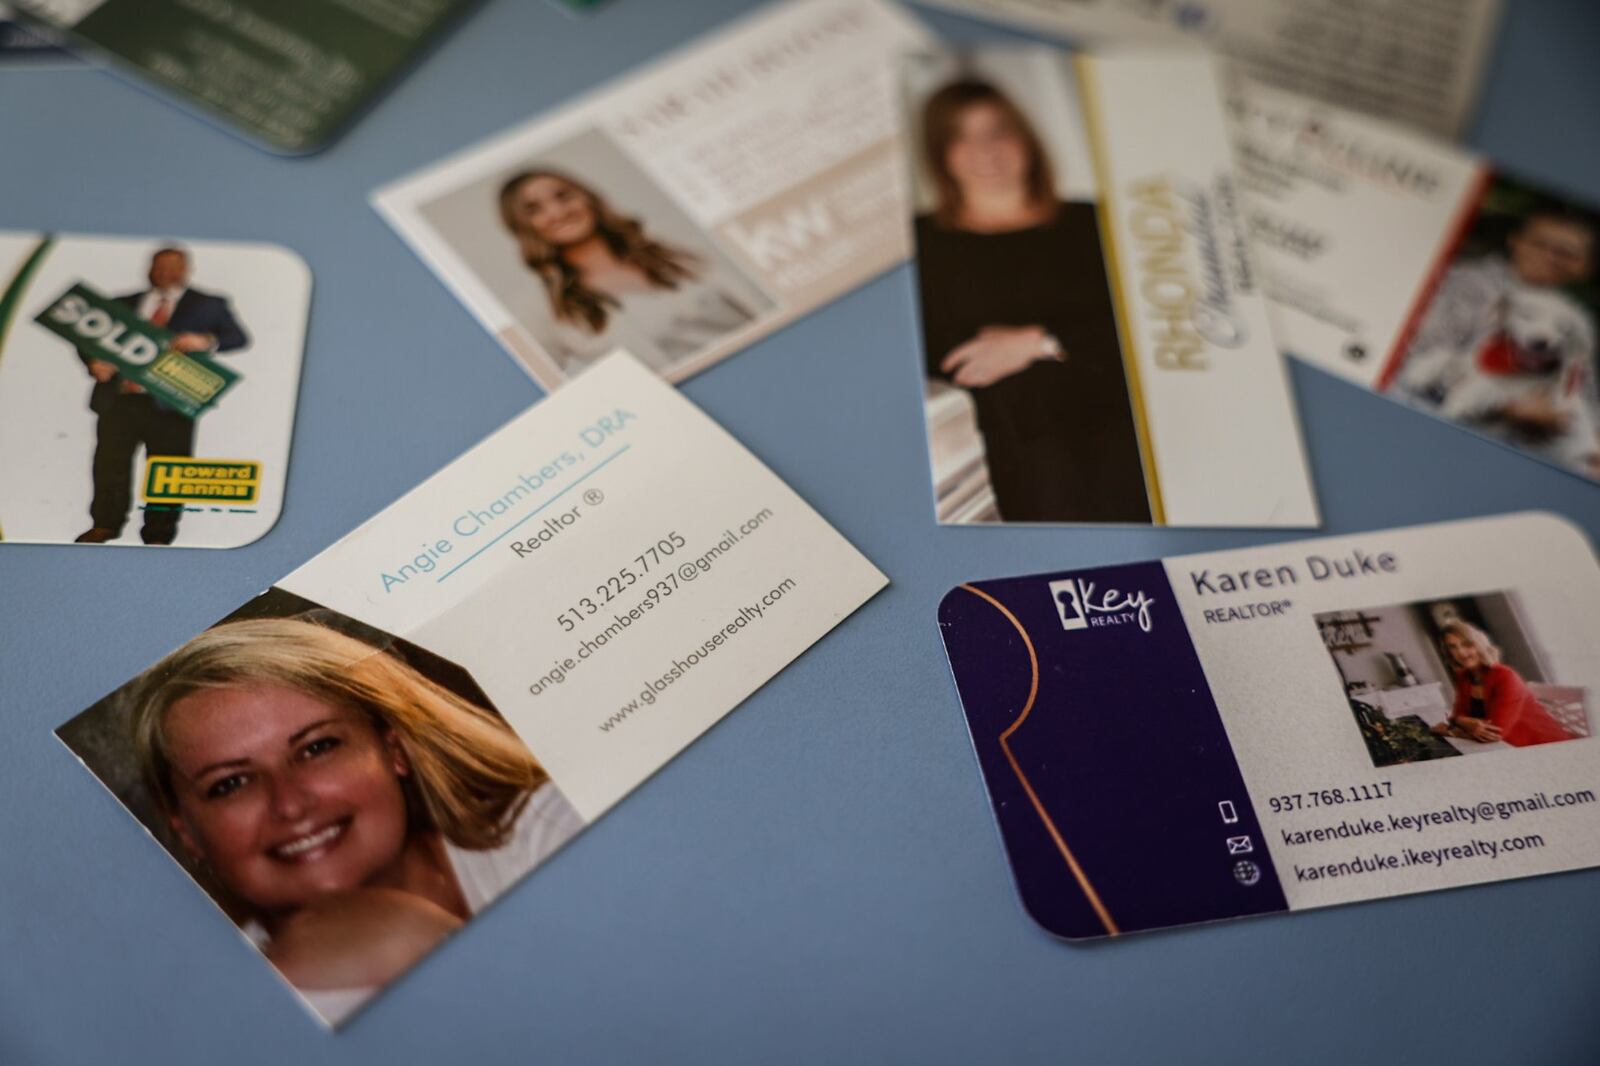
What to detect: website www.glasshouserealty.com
<box><xmin>602</xmin><ymin>577</ymin><xmax>799</xmax><ymax>733</ymax></box>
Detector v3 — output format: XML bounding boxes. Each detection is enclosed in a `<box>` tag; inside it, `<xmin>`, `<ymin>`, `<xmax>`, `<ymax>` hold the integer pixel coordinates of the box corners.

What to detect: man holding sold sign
<box><xmin>50</xmin><ymin>247</ymin><xmax>249</xmax><ymax>545</ymax></box>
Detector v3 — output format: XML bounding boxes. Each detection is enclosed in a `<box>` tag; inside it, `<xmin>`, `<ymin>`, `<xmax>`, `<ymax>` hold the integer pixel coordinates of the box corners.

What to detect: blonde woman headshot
<box><xmin>128</xmin><ymin>616</ymin><xmax>581</xmax><ymax>1025</ymax></box>
<box><xmin>498</xmin><ymin>168</ymin><xmax>760</xmax><ymax>375</ymax></box>
<box><xmin>1430</xmin><ymin>619</ymin><xmax>1575</xmax><ymax>747</ymax></box>
<box><xmin>913</xmin><ymin>77</ymin><xmax>1149</xmax><ymax>523</ymax></box>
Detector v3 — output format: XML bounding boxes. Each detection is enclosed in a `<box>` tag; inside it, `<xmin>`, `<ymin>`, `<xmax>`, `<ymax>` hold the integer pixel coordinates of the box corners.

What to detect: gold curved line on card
<box><xmin>959</xmin><ymin>584</ymin><xmax>1119</xmax><ymax>936</ymax></box>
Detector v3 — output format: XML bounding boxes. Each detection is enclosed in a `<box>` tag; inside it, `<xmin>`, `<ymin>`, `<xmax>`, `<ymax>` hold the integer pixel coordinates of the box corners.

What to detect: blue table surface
<box><xmin>4</xmin><ymin>2</ymin><xmax>1600</xmax><ymax>1063</ymax></box>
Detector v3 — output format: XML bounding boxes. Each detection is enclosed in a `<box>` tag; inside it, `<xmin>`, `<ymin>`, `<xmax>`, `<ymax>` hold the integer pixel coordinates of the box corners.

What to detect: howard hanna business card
<box><xmin>939</xmin><ymin>512</ymin><xmax>1600</xmax><ymax>939</ymax></box>
<box><xmin>373</xmin><ymin>0</ymin><xmax>932</xmax><ymax>389</ymax></box>
<box><xmin>905</xmin><ymin>47</ymin><xmax>1317</xmax><ymax>527</ymax></box>
<box><xmin>1228</xmin><ymin>77</ymin><xmax>1600</xmax><ymax>485</ymax></box>
<box><xmin>0</xmin><ymin>232</ymin><xmax>309</xmax><ymax>548</ymax></box>
<box><xmin>57</xmin><ymin>350</ymin><xmax>886</xmax><ymax>1027</ymax></box>
<box><xmin>8</xmin><ymin>0</ymin><xmax>474</xmax><ymax>153</ymax></box>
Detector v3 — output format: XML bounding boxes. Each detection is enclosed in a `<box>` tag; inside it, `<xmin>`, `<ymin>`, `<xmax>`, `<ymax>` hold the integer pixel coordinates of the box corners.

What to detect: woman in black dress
<box><xmin>915</xmin><ymin>77</ymin><xmax>1150</xmax><ymax>523</ymax></box>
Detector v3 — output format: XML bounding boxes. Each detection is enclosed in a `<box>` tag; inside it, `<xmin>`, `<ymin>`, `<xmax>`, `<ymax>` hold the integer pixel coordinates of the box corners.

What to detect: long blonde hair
<box><xmin>130</xmin><ymin>617</ymin><xmax>545</xmax><ymax>852</ymax></box>
<box><xmin>1439</xmin><ymin>619</ymin><xmax>1502</xmax><ymax>672</ymax></box>
<box><xmin>498</xmin><ymin>169</ymin><xmax>699</xmax><ymax>333</ymax></box>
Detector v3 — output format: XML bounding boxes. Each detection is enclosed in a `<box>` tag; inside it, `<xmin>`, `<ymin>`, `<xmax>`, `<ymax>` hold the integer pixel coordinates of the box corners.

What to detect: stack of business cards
<box><xmin>12</xmin><ymin>0</ymin><xmax>1597</xmax><ymax>1029</ymax></box>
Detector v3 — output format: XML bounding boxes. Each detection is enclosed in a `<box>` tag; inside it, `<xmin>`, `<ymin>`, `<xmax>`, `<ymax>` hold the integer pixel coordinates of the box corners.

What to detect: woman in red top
<box><xmin>1430</xmin><ymin>620</ymin><xmax>1576</xmax><ymax>747</ymax></box>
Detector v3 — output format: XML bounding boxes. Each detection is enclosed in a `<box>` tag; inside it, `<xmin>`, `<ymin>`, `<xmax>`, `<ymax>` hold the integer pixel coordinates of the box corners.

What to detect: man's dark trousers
<box><xmin>89</xmin><ymin>391</ymin><xmax>193</xmax><ymax>543</ymax></box>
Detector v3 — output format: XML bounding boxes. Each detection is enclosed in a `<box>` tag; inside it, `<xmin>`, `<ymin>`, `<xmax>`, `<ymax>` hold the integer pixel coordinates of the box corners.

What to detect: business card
<box><xmin>8</xmin><ymin>0</ymin><xmax>475</xmax><ymax>153</ymax></box>
<box><xmin>914</xmin><ymin>0</ymin><xmax>1502</xmax><ymax>139</ymax></box>
<box><xmin>56</xmin><ymin>350</ymin><xmax>887</xmax><ymax>1027</ymax></box>
<box><xmin>1228</xmin><ymin>77</ymin><xmax>1600</xmax><ymax>485</ymax></box>
<box><xmin>906</xmin><ymin>47</ymin><xmax>1317</xmax><ymax>527</ymax></box>
<box><xmin>939</xmin><ymin>512</ymin><xmax>1600</xmax><ymax>939</ymax></box>
<box><xmin>0</xmin><ymin>233</ymin><xmax>309</xmax><ymax>548</ymax></box>
<box><xmin>374</xmin><ymin>0</ymin><xmax>932</xmax><ymax>388</ymax></box>
<box><xmin>0</xmin><ymin>1</ymin><xmax>67</xmax><ymax>58</ymax></box>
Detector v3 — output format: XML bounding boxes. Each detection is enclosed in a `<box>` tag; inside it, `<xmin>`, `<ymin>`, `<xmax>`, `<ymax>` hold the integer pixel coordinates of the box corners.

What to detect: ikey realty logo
<box><xmin>1048</xmin><ymin>577</ymin><xmax>1156</xmax><ymax>633</ymax></box>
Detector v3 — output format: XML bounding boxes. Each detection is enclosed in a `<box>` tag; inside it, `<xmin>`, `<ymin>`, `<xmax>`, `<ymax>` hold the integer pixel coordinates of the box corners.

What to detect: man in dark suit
<box><xmin>74</xmin><ymin>247</ymin><xmax>249</xmax><ymax>546</ymax></box>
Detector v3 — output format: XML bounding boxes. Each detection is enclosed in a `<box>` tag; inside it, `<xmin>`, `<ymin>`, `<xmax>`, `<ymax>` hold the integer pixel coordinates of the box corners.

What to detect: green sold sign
<box><xmin>35</xmin><ymin>282</ymin><xmax>240</xmax><ymax>418</ymax></box>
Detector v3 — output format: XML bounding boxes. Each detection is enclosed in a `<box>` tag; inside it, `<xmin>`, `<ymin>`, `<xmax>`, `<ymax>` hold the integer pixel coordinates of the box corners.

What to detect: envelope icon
<box><xmin>1226</xmin><ymin>835</ymin><xmax>1254</xmax><ymax>855</ymax></box>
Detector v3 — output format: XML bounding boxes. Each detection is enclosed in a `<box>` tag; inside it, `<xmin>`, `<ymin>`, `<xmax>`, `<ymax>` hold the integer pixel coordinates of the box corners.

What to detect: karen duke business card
<box><xmin>56</xmin><ymin>350</ymin><xmax>886</xmax><ymax>1027</ymax></box>
<box><xmin>939</xmin><ymin>513</ymin><xmax>1600</xmax><ymax>939</ymax></box>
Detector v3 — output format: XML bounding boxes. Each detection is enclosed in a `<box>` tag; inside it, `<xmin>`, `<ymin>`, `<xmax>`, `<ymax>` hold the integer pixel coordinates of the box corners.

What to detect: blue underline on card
<box><xmin>435</xmin><ymin>444</ymin><xmax>631</xmax><ymax>584</ymax></box>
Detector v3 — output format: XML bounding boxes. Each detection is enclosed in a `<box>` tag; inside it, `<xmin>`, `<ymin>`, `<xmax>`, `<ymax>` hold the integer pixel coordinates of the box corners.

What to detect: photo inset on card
<box><xmin>0</xmin><ymin>233</ymin><xmax>308</xmax><ymax>548</ymax></box>
<box><xmin>414</xmin><ymin>128</ymin><xmax>775</xmax><ymax>383</ymax></box>
<box><xmin>1385</xmin><ymin>176</ymin><xmax>1600</xmax><ymax>479</ymax></box>
<box><xmin>1316</xmin><ymin>591</ymin><xmax>1590</xmax><ymax>768</ymax></box>
<box><xmin>904</xmin><ymin>50</ymin><xmax>1150</xmax><ymax>525</ymax></box>
<box><xmin>57</xmin><ymin>588</ymin><xmax>584</xmax><ymax>1028</ymax></box>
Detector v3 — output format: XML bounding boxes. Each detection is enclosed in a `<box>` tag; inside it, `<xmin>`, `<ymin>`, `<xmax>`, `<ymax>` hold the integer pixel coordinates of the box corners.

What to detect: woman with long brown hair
<box><xmin>129</xmin><ymin>616</ymin><xmax>582</xmax><ymax>1024</ymax></box>
<box><xmin>914</xmin><ymin>76</ymin><xmax>1149</xmax><ymax>522</ymax></box>
<box><xmin>499</xmin><ymin>169</ymin><xmax>760</xmax><ymax>374</ymax></box>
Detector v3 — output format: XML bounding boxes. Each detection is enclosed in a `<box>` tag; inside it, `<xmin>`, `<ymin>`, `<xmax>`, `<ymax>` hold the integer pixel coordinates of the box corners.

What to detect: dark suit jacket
<box><xmin>86</xmin><ymin>288</ymin><xmax>250</xmax><ymax>415</ymax></box>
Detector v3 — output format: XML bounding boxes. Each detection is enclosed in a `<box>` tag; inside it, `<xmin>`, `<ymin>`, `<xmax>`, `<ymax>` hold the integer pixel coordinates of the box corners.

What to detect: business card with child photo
<box><xmin>1228</xmin><ymin>77</ymin><xmax>1600</xmax><ymax>486</ymax></box>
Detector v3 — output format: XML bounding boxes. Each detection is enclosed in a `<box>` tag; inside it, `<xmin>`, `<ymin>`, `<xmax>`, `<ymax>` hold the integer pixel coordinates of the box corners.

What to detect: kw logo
<box><xmin>1048</xmin><ymin>577</ymin><xmax>1156</xmax><ymax>634</ymax></box>
<box><xmin>725</xmin><ymin>200</ymin><xmax>835</xmax><ymax>270</ymax></box>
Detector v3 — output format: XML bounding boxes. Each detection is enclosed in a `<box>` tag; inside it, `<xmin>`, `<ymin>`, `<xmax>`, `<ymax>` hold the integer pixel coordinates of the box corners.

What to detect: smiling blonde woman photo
<box><xmin>122</xmin><ymin>614</ymin><xmax>582</xmax><ymax>1025</ymax></box>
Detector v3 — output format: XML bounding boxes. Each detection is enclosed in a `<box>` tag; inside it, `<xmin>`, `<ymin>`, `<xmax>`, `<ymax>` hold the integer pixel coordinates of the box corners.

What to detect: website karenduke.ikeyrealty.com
<box><xmin>1275</xmin><ymin>789</ymin><xmax>1597</xmax><ymax>885</ymax></box>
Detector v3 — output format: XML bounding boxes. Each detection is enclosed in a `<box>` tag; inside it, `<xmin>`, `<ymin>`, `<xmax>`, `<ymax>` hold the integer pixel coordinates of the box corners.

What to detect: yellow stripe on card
<box><xmin>1074</xmin><ymin>55</ymin><xmax>1165</xmax><ymax>525</ymax></box>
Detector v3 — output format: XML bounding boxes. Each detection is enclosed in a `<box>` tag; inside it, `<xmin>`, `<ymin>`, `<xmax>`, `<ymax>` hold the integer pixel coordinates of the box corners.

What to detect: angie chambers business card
<box><xmin>906</xmin><ymin>47</ymin><xmax>1317</xmax><ymax>527</ymax></box>
<box><xmin>373</xmin><ymin>0</ymin><xmax>932</xmax><ymax>388</ymax></box>
<box><xmin>939</xmin><ymin>513</ymin><xmax>1600</xmax><ymax>939</ymax></box>
<box><xmin>1228</xmin><ymin>78</ymin><xmax>1600</xmax><ymax>485</ymax></box>
<box><xmin>56</xmin><ymin>351</ymin><xmax>887</xmax><ymax>1027</ymax></box>
<box><xmin>0</xmin><ymin>232</ymin><xmax>309</xmax><ymax>548</ymax></box>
